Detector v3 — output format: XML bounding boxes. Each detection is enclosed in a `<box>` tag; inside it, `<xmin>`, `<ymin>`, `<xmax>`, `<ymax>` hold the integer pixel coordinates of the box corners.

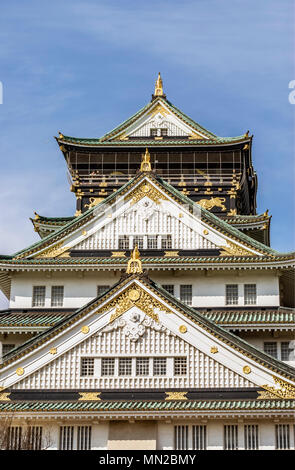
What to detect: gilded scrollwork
<box><xmin>125</xmin><ymin>182</ymin><xmax>167</xmax><ymax>206</ymax></box>
<box><xmin>258</xmin><ymin>376</ymin><xmax>295</xmax><ymax>399</ymax></box>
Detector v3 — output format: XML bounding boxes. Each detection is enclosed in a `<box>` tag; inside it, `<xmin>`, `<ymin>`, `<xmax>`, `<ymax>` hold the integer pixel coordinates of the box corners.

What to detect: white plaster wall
<box><xmin>9</xmin><ymin>270</ymin><xmax>280</xmax><ymax>309</ymax></box>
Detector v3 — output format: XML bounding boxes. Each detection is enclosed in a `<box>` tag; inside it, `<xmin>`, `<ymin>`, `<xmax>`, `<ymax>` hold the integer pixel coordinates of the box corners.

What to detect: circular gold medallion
<box><xmin>142</xmin><ymin>184</ymin><xmax>150</xmax><ymax>194</ymax></box>
<box><xmin>203</xmin><ymin>229</ymin><xmax>209</xmax><ymax>235</ymax></box>
<box><xmin>16</xmin><ymin>367</ymin><xmax>24</xmax><ymax>376</ymax></box>
<box><xmin>179</xmin><ymin>325</ymin><xmax>187</xmax><ymax>334</ymax></box>
<box><xmin>128</xmin><ymin>289</ymin><xmax>140</xmax><ymax>301</ymax></box>
<box><xmin>81</xmin><ymin>326</ymin><xmax>90</xmax><ymax>334</ymax></box>
<box><xmin>243</xmin><ymin>365</ymin><xmax>251</xmax><ymax>374</ymax></box>
<box><xmin>50</xmin><ymin>348</ymin><xmax>57</xmax><ymax>355</ymax></box>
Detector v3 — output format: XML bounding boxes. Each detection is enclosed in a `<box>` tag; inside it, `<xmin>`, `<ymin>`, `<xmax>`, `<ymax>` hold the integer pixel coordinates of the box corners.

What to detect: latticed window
<box><xmin>27</xmin><ymin>426</ymin><xmax>43</xmax><ymax>450</ymax></box>
<box><xmin>161</xmin><ymin>128</ymin><xmax>168</xmax><ymax>136</ymax></box>
<box><xmin>150</xmin><ymin>128</ymin><xmax>157</xmax><ymax>137</ymax></box>
<box><xmin>162</xmin><ymin>284</ymin><xmax>174</xmax><ymax>296</ymax></box>
<box><xmin>174</xmin><ymin>357</ymin><xmax>187</xmax><ymax>375</ymax></box>
<box><xmin>81</xmin><ymin>358</ymin><xmax>94</xmax><ymax>376</ymax></box>
<box><xmin>153</xmin><ymin>358</ymin><xmax>166</xmax><ymax>375</ymax></box>
<box><xmin>281</xmin><ymin>342</ymin><xmax>292</xmax><ymax>361</ymax></box>
<box><xmin>174</xmin><ymin>425</ymin><xmax>189</xmax><ymax>450</ymax></box>
<box><xmin>224</xmin><ymin>425</ymin><xmax>238</xmax><ymax>450</ymax></box>
<box><xmin>77</xmin><ymin>426</ymin><xmax>92</xmax><ymax>450</ymax></box>
<box><xmin>118</xmin><ymin>235</ymin><xmax>129</xmax><ymax>249</ymax></box>
<box><xmin>101</xmin><ymin>358</ymin><xmax>115</xmax><ymax>376</ymax></box>
<box><xmin>192</xmin><ymin>425</ymin><xmax>207</xmax><ymax>450</ymax></box>
<box><xmin>51</xmin><ymin>286</ymin><xmax>64</xmax><ymax>307</ymax></box>
<box><xmin>59</xmin><ymin>426</ymin><xmax>74</xmax><ymax>450</ymax></box>
<box><xmin>136</xmin><ymin>358</ymin><xmax>149</xmax><ymax>376</ymax></box>
<box><xmin>119</xmin><ymin>358</ymin><xmax>132</xmax><ymax>375</ymax></box>
<box><xmin>32</xmin><ymin>286</ymin><xmax>46</xmax><ymax>307</ymax></box>
<box><xmin>275</xmin><ymin>424</ymin><xmax>290</xmax><ymax>450</ymax></box>
<box><xmin>226</xmin><ymin>284</ymin><xmax>238</xmax><ymax>305</ymax></box>
<box><xmin>264</xmin><ymin>342</ymin><xmax>278</xmax><ymax>359</ymax></box>
<box><xmin>161</xmin><ymin>235</ymin><xmax>172</xmax><ymax>249</ymax></box>
<box><xmin>133</xmin><ymin>236</ymin><xmax>144</xmax><ymax>249</ymax></box>
<box><xmin>2</xmin><ymin>344</ymin><xmax>15</xmax><ymax>355</ymax></box>
<box><xmin>244</xmin><ymin>284</ymin><xmax>256</xmax><ymax>305</ymax></box>
<box><xmin>7</xmin><ymin>427</ymin><xmax>22</xmax><ymax>450</ymax></box>
<box><xmin>180</xmin><ymin>285</ymin><xmax>192</xmax><ymax>305</ymax></box>
<box><xmin>97</xmin><ymin>285</ymin><xmax>110</xmax><ymax>297</ymax></box>
<box><xmin>244</xmin><ymin>425</ymin><xmax>259</xmax><ymax>450</ymax></box>
<box><xmin>147</xmin><ymin>236</ymin><xmax>157</xmax><ymax>249</ymax></box>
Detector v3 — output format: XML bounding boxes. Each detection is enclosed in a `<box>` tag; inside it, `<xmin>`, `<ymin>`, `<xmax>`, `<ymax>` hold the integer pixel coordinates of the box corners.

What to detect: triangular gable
<box><xmin>10</xmin><ymin>172</ymin><xmax>279</xmax><ymax>260</ymax></box>
<box><xmin>1</xmin><ymin>275</ymin><xmax>295</xmax><ymax>396</ymax></box>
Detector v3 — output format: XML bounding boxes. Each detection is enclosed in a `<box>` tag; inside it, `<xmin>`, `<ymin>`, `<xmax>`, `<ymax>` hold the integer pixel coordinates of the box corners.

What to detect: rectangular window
<box><xmin>150</xmin><ymin>128</ymin><xmax>157</xmax><ymax>137</ymax></box>
<box><xmin>51</xmin><ymin>286</ymin><xmax>64</xmax><ymax>307</ymax></box>
<box><xmin>275</xmin><ymin>424</ymin><xmax>290</xmax><ymax>450</ymax></box>
<box><xmin>101</xmin><ymin>358</ymin><xmax>115</xmax><ymax>376</ymax></box>
<box><xmin>281</xmin><ymin>342</ymin><xmax>292</xmax><ymax>361</ymax></box>
<box><xmin>133</xmin><ymin>236</ymin><xmax>144</xmax><ymax>249</ymax></box>
<box><xmin>32</xmin><ymin>286</ymin><xmax>46</xmax><ymax>307</ymax></box>
<box><xmin>7</xmin><ymin>426</ymin><xmax>22</xmax><ymax>450</ymax></box>
<box><xmin>59</xmin><ymin>426</ymin><xmax>74</xmax><ymax>450</ymax></box>
<box><xmin>244</xmin><ymin>284</ymin><xmax>257</xmax><ymax>305</ymax></box>
<box><xmin>226</xmin><ymin>284</ymin><xmax>238</xmax><ymax>305</ymax></box>
<box><xmin>174</xmin><ymin>425</ymin><xmax>189</xmax><ymax>450</ymax></box>
<box><xmin>174</xmin><ymin>357</ymin><xmax>187</xmax><ymax>375</ymax></box>
<box><xmin>161</xmin><ymin>128</ymin><xmax>168</xmax><ymax>137</ymax></box>
<box><xmin>27</xmin><ymin>426</ymin><xmax>43</xmax><ymax>450</ymax></box>
<box><xmin>97</xmin><ymin>285</ymin><xmax>110</xmax><ymax>297</ymax></box>
<box><xmin>136</xmin><ymin>358</ymin><xmax>149</xmax><ymax>376</ymax></box>
<box><xmin>118</xmin><ymin>235</ymin><xmax>129</xmax><ymax>250</ymax></box>
<box><xmin>192</xmin><ymin>425</ymin><xmax>207</xmax><ymax>450</ymax></box>
<box><xmin>180</xmin><ymin>285</ymin><xmax>192</xmax><ymax>306</ymax></box>
<box><xmin>77</xmin><ymin>426</ymin><xmax>92</xmax><ymax>450</ymax></box>
<box><xmin>2</xmin><ymin>344</ymin><xmax>15</xmax><ymax>355</ymax></box>
<box><xmin>162</xmin><ymin>284</ymin><xmax>174</xmax><ymax>296</ymax></box>
<box><xmin>244</xmin><ymin>425</ymin><xmax>259</xmax><ymax>450</ymax></box>
<box><xmin>224</xmin><ymin>425</ymin><xmax>238</xmax><ymax>450</ymax></box>
<box><xmin>147</xmin><ymin>236</ymin><xmax>157</xmax><ymax>249</ymax></box>
<box><xmin>264</xmin><ymin>342</ymin><xmax>278</xmax><ymax>359</ymax></box>
<box><xmin>81</xmin><ymin>358</ymin><xmax>95</xmax><ymax>376</ymax></box>
<box><xmin>119</xmin><ymin>358</ymin><xmax>132</xmax><ymax>376</ymax></box>
<box><xmin>161</xmin><ymin>235</ymin><xmax>172</xmax><ymax>249</ymax></box>
<box><xmin>153</xmin><ymin>358</ymin><xmax>167</xmax><ymax>375</ymax></box>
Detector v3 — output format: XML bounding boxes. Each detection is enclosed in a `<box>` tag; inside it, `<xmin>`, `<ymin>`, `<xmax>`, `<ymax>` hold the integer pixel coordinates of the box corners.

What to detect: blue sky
<box><xmin>0</xmin><ymin>0</ymin><xmax>294</xmax><ymax>307</ymax></box>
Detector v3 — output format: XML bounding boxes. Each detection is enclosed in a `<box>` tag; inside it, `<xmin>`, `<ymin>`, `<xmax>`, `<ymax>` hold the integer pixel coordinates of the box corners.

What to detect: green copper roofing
<box><xmin>0</xmin><ymin>399</ymin><xmax>294</xmax><ymax>413</ymax></box>
<box><xmin>202</xmin><ymin>308</ymin><xmax>295</xmax><ymax>325</ymax></box>
<box><xmin>0</xmin><ymin>311</ymin><xmax>73</xmax><ymax>328</ymax></box>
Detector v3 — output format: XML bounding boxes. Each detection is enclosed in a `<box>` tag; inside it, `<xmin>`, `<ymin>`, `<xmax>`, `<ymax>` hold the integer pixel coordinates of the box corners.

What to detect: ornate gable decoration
<box><xmin>125</xmin><ymin>181</ymin><xmax>167</xmax><ymax>205</ymax></box>
<box><xmin>100</xmin><ymin>313</ymin><xmax>170</xmax><ymax>342</ymax></box>
<box><xmin>258</xmin><ymin>376</ymin><xmax>295</xmax><ymax>399</ymax></box>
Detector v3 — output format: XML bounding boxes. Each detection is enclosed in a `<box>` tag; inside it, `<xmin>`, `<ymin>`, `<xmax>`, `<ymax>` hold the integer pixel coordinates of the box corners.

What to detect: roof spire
<box><xmin>126</xmin><ymin>245</ymin><xmax>143</xmax><ymax>274</ymax></box>
<box><xmin>140</xmin><ymin>148</ymin><xmax>152</xmax><ymax>172</ymax></box>
<box><xmin>152</xmin><ymin>73</ymin><xmax>166</xmax><ymax>100</ymax></box>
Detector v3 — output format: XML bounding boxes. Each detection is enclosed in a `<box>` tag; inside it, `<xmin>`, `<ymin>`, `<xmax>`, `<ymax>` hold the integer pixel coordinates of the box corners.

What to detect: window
<box><xmin>226</xmin><ymin>284</ymin><xmax>238</xmax><ymax>305</ymax></box>
<box><xmin>2</xmin><ymin>344</ymin><xmax>15</xmax><ymax>355</ymax></box>
<box><xmin>153</xmin><ymin>358</ymin><xmax>166</xmax><ymax>375</ymax></box>
<box><xmin>77</xmin><ymin>426</ymin><xmax>92</xmax><ymax>450</ymax></box>
<box><xmin>174</xmin><ymin>357</ymin><xmax>187</xmax><ymax>375</ymax></box>
<box><xmin>224</xmin><ymin>425</ymin><xmax>238</xmax><ymax>450</ymax></box>
<box><xmin>150</xmin><ymin>128</ymin><xmax>157</xmax><ymax>137</ymax></box>
<box><xmin>180</xmin><ymin>285</ymin><xmax>192</xmax><ymax>306</ymax></box>
<box><xmin>174</xmin><ymin>425</ymin><xmax>189</xmax><ymax>450</ymax></box>
<box><xmin>162</xmin><ymin>284</ymin><xmax>174</xmax><ymax>296</ymax></box>
<box><xmin>244</xmin><ymin>284</ymin><xmax>256</xmax><ymax>305</ymax></box>
<box><xmin>7</xmin><ymin>426</ymin><xmax>22</xmax><ymax>450</ymax></box>
<box><xmin>27</xmin><ymin>426</ymin><xmax>43</xmax><ymax>450</ymax></box>
<box><xmin>192</xmin><ymin>425</ymin><xmax>207</xmax><ymax>450</ymax></box>
<box><xmin>32</xmin><ymin>286</ymin><xmax>46</xmax><ymax>307</ymax></box>
<box><xmin>244</xmin><ymin>425</ymin><xmax>259</xmax><ymax>450</ymax></box>
<box><xmin>119</xmin><ymin>358</ymin><xmax>132</xmax><ymax>376</ymax></box>
<box><xmin>101</xmin><ymin>358</ymin><xmax>115</xmax><ymax>376</ymax></box>
<box><xmin>161</xmin><ymin>235</ymin><xmax>172</xmax><ymax>249</ymax></box>
<box><xmin>147</xmin><ymin>236</ymin><xmax>157</xmax><ymax>249</ymax></box>
<box><xmin>59</xmin><ymin>426</ymin><xmax>74</xmax><ymax>450</ymax></box>
<box><xmin>81</xmin><ymin>358</ymin><xmax>94</xmax><ymax>376</ymax></box>
<box><xmin>281</xmin><ymin>342</ymin><xmax>292</xmax><ymax>361</ymax></box>
<box><xmin>161</xmin><ymin>128</ymin><xmax>168</xmax><ymax>137</ymax></box>
<box><xmin>275</xmin><ymin>425</ymin><xmax>290</xmax><ymax>450</ymax></box>
<box><xmin>133</xmin><ymin>236</ymin><xmax>144</xmax><ymax>249</ymax></box>
<box><xmin>97</xmin><ymin>285</ymin><xmax>110</xmax><ymax>296</ymax></box>
<box><xmin>136</xmin><ymin>358</ymin><xmax>149</xmax><ymax>376</ymax></box>
<box><xmin>51</xmin><ymin>286</ymin><xmax>64</xmax><ymax>307</ymax></box>
<box><xmin>264</xmin><ymin>342</ymin><xmax>278</xmax><ymax>359</ymax></box>
<box><xmin>118</xmin><ymin>235</ymin><xmax>129</xmax><ymax>250</ymax></box>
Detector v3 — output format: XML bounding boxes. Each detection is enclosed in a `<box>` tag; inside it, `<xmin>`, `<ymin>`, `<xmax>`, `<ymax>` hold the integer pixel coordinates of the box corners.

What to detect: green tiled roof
<box><xmin>202</xmin><ymin>308</ymin><xmax>295</xmax><ymax>325</ymax></box>
<box><xmin>0</xmin><ymin>399</ymin><xmax>294</xmax><ymax>413</ymax></box>
<box><xmin>0</xmin><ymin>311</ymin><xmax>73</xmax><ymax>328</ymax></box>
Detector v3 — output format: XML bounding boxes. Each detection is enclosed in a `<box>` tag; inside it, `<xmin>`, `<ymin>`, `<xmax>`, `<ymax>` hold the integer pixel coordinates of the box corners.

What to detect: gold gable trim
<box><xmin>258</xmin><ymin>376</ymin><xmax>295</xmax><ymax>399</ymax></box>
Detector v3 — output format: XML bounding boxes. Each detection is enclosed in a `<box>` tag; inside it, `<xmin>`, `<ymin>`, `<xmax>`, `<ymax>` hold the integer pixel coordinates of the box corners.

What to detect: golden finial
<box><xmin>59</xmin><ymin>131</ymin><xmax>64</xmax><ymax>139</ymax></box>
<box><xmin>244</xmin><ymin>130</ymin><xmax>249</xmax><ymax>138</ymax></box>
<box><xmin>126</xmin><ymin>245</ymin><xmax>143</xmax><ymax>274</ymax></box>
<box><xmin>34</xmin><ymin>212</ymin><xmax>40</xmax><ymax>220</ymax></box>
<box><xmin>140</xmin><ymin>148</ymin><xmax>152</xmax><ymax>172</ymax></box>
<box><xmin>154</xmin><ymin>73</ymin><xmax>164</xmax><ymax>97</ymax></box>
